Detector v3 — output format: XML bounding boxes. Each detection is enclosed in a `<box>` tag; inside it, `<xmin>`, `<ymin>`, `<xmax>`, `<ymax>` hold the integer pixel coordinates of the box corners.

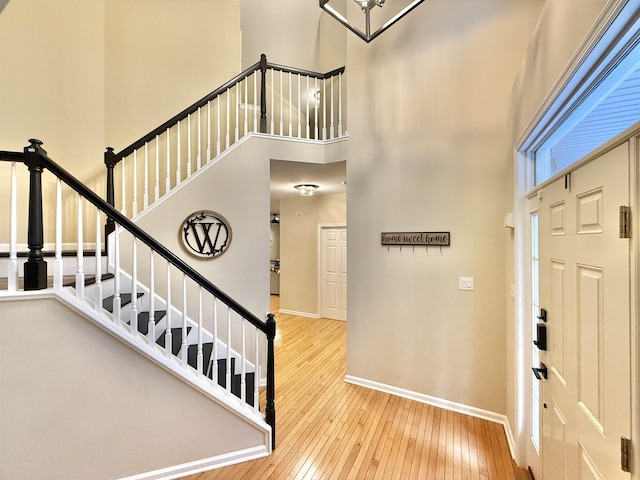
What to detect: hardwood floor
<box><xmin>184</xmin><ymin>296</ymin><xmax>528</xmax><ymax>480</ymax></box>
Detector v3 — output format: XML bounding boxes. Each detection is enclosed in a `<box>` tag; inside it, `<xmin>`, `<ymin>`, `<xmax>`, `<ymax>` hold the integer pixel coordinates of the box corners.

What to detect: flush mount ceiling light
<box><xmin>320</xmin><ymin>0</ymin><xmax>424</xmax><ymax>43</ymax></box>
<box><xmin>294</xmin><ymin>184</ymin><xmax>319</xmax><ymax>196</ymax></box>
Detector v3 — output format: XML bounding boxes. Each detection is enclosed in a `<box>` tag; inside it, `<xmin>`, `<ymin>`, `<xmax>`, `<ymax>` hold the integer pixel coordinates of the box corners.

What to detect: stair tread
<box><xmin>63</xmin><ymin>273</ymin><xmax>114</xmax><ymax>288</ymax></box>
<box><xmin>103</xmin><ymin>292</ymin><xmax>144</xmax><ymax>312</ymax></box>
<box><xmin>126</xmin><ymin>310</ymin><xmax>167</xmax><ymax>336</ymax></box>
<box><xmin>156</xmin><ymin>327</ymin><xmax>192</xmax><ymax>356</ymax></box>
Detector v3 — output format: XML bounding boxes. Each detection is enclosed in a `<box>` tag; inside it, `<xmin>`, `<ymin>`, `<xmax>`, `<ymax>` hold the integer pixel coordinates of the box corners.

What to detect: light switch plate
<box><xmin>459</xmin><ymin>277</ymin><xmax>474</xmax><ymax>291</ymax></box>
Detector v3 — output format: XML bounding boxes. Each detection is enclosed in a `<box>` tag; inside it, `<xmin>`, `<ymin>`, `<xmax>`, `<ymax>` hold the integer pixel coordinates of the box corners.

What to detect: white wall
<box><xmin>0</xmin><ymin>297</ymin><xmax>266</xmax><ymax>480</ymax></box>
<box><xmin>345</xmin><ymin>0</ymin><xmax>543</xmax><ymax>414</ymax></box>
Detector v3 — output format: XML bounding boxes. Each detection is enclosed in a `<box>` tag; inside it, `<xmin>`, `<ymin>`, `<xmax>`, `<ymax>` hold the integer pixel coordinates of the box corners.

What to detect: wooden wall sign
<box><xmin>381</xmin><ymin>232</ymin><xmax>450</xmax><ymax>246</ymax></box>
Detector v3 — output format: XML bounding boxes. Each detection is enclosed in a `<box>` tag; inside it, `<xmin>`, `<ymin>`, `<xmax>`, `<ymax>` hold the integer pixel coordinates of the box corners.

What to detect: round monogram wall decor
<box><xmin>179</xmin><ymin>211</ymin><xmax>232</xmax><ymax>259</ymax></box>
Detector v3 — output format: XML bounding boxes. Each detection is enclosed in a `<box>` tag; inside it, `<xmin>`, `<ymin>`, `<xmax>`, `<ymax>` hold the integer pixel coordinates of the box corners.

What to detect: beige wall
<box><xmin>280</xmin><ymin>192</ymin><xmax>346</xmax><ymax>315</ymax></box>
<box><xmin>0</xmin><ymin>0</ymin><xmax>241</xmax><ymax>249</ymax></box>
<box><xmin>508</xmin><ymin>0</ymin><xmax>611</xmax><ymax>146</ymax></box>
<box><xmin>134</xmin><ymin>136</ymin><xmax>271</xmax><ymax>321</ymax></box>
<box><xmin>0</xmin><ymin>297</ymin><xmax>266</xmax><ymax>480</ymax></box>
<box><xmin>345</xmin><ymin>0</ymin><xmax>543</xmax><ymax>414</ymax></box>
<box><xmin>105</xmin><ymin>0</ymin><xmax>241</xmax><ymax>152</ymax></box>
<box><xmin>0</xmin><ymin>0</ymin><xmax>105</xmax><ymax>178</ymax></box>
<box><xmin>240</xmin><ymin>0</ymin><xmax>346</xmax><ymax>73</ymax></box>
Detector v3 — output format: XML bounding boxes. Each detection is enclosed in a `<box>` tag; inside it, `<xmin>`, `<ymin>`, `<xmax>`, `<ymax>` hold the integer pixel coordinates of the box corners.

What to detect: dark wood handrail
<box><xmin>110</xmin><ymin>54</ymin><xmax>346</xmax><ymax>163</ymax></box>
<box><xmin>1</xmin><ymin>145</ymin><xmax>268</xmax><ymax>333</ymax></box>
<box><xmin>3</xmin><ymin>140</ymin><xmax>277</xmax><ymax>444</ymax></box>
<box><xmin>266</xmin><ymin>62</ymin><xmax>345</xmax><ymax>80</ymax></box>
<box><xmin>113</xmin><ymin>59</ymin><xmax>263</xmax><ymax>161</ymax></box>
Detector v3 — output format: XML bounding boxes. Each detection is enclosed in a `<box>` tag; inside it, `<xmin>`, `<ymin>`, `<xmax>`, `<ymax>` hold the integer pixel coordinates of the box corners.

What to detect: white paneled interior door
<box><xmin>321</xmin><ymin>226</ymin><xmax>347</xmax><ymax>321</ymax></box>
<box><xmin>537</xmin><ymin>141</ymin><xmax>631</xmax><ymax>479</ymax></box>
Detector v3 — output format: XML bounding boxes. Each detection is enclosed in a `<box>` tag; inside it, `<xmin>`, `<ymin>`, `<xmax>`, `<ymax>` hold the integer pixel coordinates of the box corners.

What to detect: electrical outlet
<box><xmin>459</xmin><ymin>277</ymin><xmax>474</xmax><ymax>291</ymax></box>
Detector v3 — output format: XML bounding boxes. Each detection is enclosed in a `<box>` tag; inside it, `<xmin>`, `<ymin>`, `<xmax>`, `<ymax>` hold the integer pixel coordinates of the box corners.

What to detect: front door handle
<box><xmin>532</xmin><ymin>363</ymin><xmax>548</xmax><ymax>380</ymax></box>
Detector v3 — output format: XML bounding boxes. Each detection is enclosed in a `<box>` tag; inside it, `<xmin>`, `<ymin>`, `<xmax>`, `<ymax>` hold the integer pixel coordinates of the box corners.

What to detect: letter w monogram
<box><xmin>189</xmin><ymin>222</ymin><xmax>224</xmax><ymax>255</ymax></box>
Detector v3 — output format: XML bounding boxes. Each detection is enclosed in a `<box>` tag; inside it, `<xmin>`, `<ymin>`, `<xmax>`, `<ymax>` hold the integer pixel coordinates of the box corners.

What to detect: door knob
<box><xmin>532</xmin><ymin>363</ymin><xmax>548</xmax><ymax>380</ymax></box>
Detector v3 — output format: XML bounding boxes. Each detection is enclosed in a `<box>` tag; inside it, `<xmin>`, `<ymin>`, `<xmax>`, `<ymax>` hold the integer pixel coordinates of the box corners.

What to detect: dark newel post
<box><xmin>104</xmin><ymin>147</ymin><xmax>117</xmax><ymax>242</ymax></box>
<box><xmin>265</xmin><ymin>313</ymin><xmax>276</xmax><ymax>448</ymax></box>
<box><xmin>259</xmin><ymin>54</ymin><xmax>268</xmax><ymax>134</ymax></box>
<box><xmin>23</xmin><ymin>139</ymin><xmax>47</xmax><ymax>290</ymax></box>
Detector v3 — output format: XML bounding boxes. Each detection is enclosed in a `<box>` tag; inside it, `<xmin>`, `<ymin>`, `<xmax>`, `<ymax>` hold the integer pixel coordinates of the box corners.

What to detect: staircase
<box><xmin>0</xmin><ymin>55</ymin><xmax>347</xmax><ymax>478</ymax></box>
<box><xmin>85</xmin><ymin>272</ymin><xmax>256</xmax><ymax>406</ymax></box>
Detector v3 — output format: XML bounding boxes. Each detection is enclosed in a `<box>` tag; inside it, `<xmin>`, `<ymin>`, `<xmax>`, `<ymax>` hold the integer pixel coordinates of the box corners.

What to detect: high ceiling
<box><xmin>270</xmin><ymin>160</ymin><xmax>346</xmax><ymax>213</ymax></box>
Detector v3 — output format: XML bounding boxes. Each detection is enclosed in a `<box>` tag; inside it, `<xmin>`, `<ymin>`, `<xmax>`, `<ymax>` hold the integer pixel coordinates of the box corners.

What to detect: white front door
<box><xmin>536</xmin><ymin>141</ymin><xmax>631</xmax><ymax>478</ymax></box>
<box><xmin>321</xmin><ymin>226</ymin><xmax>347</xmax><ymax>321</ymax></box>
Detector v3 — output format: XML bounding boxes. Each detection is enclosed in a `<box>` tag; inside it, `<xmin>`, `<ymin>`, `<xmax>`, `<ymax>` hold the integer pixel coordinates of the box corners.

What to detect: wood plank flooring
<box><xmin>183</xmin><ymin>296</ymin><xmax>529</xmax><ymax>480</ymax></box>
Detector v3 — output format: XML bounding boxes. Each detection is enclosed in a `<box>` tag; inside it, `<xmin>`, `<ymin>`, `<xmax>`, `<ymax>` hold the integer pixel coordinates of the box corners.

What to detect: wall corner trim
<box><xmin>344</xmin><ymin>375</ymin><xmax>516</xmax><ymax>460</ymax></box>
<box><xmin>278</xmin><ymin>308</ymin><xmax>320</xmax><ymax>319</ymax></box>
<box><xmin>117</xmin><ymin>445</ymin><xmax>269</xmax><ymax>480</ymax></box>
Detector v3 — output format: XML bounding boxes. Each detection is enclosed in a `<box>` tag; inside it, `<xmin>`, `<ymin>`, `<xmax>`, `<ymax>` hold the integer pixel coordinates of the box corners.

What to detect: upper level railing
<box><xmin>105</xmin><ymin>54</ymin><xmax>346</xmax><ymax>226</ymax></box>
<box><xmin>1</xmin><ymin>139</ymin><xmax>276</xmax><ymax>447</ymax></box>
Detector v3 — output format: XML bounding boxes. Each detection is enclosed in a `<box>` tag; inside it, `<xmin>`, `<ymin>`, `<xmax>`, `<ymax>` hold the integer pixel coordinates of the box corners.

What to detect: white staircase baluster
<box><xmin>241</xmin><ymin>320</ymin><xmax>246</xmax><ymax>402</ymax></box>
<box><xmin>94</xmin><ymin>209</ymin><xmax>102</xmax><ymax>311</ymax></box>
<box><xmin>196</xmin><ymin>108</ymin><xmax>202</xmax><ymax>170</ymax></box>
<box><xmin>165</xmin><ymin>128</ymin><xmax>171</xmax><ymax>194</ymax></box>
<box><xmin>306</xmin><ymin>76</ymin><xmax>310</xmax><ymax>139</ymax></box>
<box><xmin>165</xmin><ymin>263</ymin><xmax>172</xmax><ymax>358</ymax></box>
<box><xmin>270</xmin><ymin>69</ymin><xmax>275</xmax><ymax>134</ymax></box>
<box><xmin>120</xmin><ymin>159</ymin><xmax>126</xmax><ymax>217</ymax></box>
<box><xmin>8</xmin><ymin>162</ymin><xmax>18</xmax><ymax>292</ymax></box>
<box><xmin>243</xmin><ymin>78</ymin><xmax>248</xmax><ymax>136</ymax></box>
<box><xmin>143</xmin><ymin>143</ymin><xmax>149</xmax><ymax>209</ymax></box>
<box><xmin>154</xmin><ymin>135</ymin><xmax>160</xmax><ymax>202</ymax></box>
<box><xmin>215</xmin><ymin>98</ymin><xmax>220</xmax><ymax>157</ymax></box>
<box><xmin>197</xmin><ymin>287</ymin><xmax>203</xmax><ymax>378</ymax></box>
<box><xmin>254</xmin><ymin>327</ymin><xmax>259</xmax><ymax>413</ymax></box>
<box><xmin>187</xmin><ymin>114</ymin><xmax>192</xmax><ymax>177</ymax></box>
<box><xmin>176</xmin><ymin>120</ymin><xmax>181</xmax><ymax>185</ymax></box>
<box><xmin>253</xmin><ymin>72</ymin><xmax>258</xmax><ymax>132</ymax></box>
<box><xmin>208</xmin><ymin>102</ymin><xmax>213</xmax><ymax>162</ymax></box>
<box><xmin>235</xmin><ymin>83</ymin><xmax>240</xmax><ymax>142</ymax></box>
<box><xmin>130</xmin><ymin>237</ymin><xmax>138</xmax><ymax>336</ymax></box>
<box><xmin>338</xmin><ymin>72</ymin><xmax>343</xmax><ymax>137</ymax></box>
<box><xmin>212</xmin><ymin>297</ymin><xmax>218</xmax><ymax>384</ymax></box>
<box><xmin>226</xmin><ymin>88</ymin><xmax>230</xmax><ymax>150</ymax></box>
<box><xmin>226</xmin><ymin>306</ymin><xmax>232</xmax><ymax>395</ymax></box>
<box><xmin>76</xmin><ymin>196</ymin><xmax>84</xmax><ymax>299</ymax></box>
<box><xmin>132</xmin><ymin>150</ymin><xmax>138</xmax><ymax>217</ymax></box>
<box><xmin>185</xmin><ymin>114</ymin><xmax>191</xmax><ymax>178</ymax></box>
<box><xmin>181</xmin><ymin>274</ymin><xmax>187</xmax><ymax>367</ymax></box>
<box><xmin>279</xmin><ymin>70</ymin><xmax>283</xmax><ymax>136</ymax></box>
<box><xmin>113</xmin><ymin>224</ymin><xmax>121</xmax><ymax>323</ymax></box>
<box><xmin>297</xmin><ymin>73</ymin><xmax>301</xmax><ymax>138</ymax></box>
<box><xmin>148</xmin><ymin>251</ymin><xmax>156</xmax><ymax>346</ymax></box>
<box><xmin>53</xmin><ymin>178</ymin><xmax>62</xmax><ymax>290</ymax></box>
<box><xmin>288</xmin><ymin>72</ymin><xmax>293</xmax><ymax>137</ymax></box>
<box><xmin>314</xmin><ymin>78</ymin><xmax>319</xmax><ymax>140</ymax></box>
<box><xmin>330</xmin><ymin>76</ymin><xmax>335</xmax><ymax>139</ymax></box>
<box><xmin>323</xmin><ymin>78</ymin><xmax>327</xmax><ymax>140</ymax></box>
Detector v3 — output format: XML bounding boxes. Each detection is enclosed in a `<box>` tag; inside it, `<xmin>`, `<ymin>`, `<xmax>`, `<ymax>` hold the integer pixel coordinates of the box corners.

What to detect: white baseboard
<box><xmin>118</xmin><ymin>445</ymin><xmax>269</xmax><ymax>480</ymax></box>
<box><xmin>278</xmin><ymin>308</ymin><xmax>319</xmax><ymax>319</ymax></box>
<box><xmin>344</xmin><ymin>375</ymin><xmax>516</xmax><ymax>459</ymax></box>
